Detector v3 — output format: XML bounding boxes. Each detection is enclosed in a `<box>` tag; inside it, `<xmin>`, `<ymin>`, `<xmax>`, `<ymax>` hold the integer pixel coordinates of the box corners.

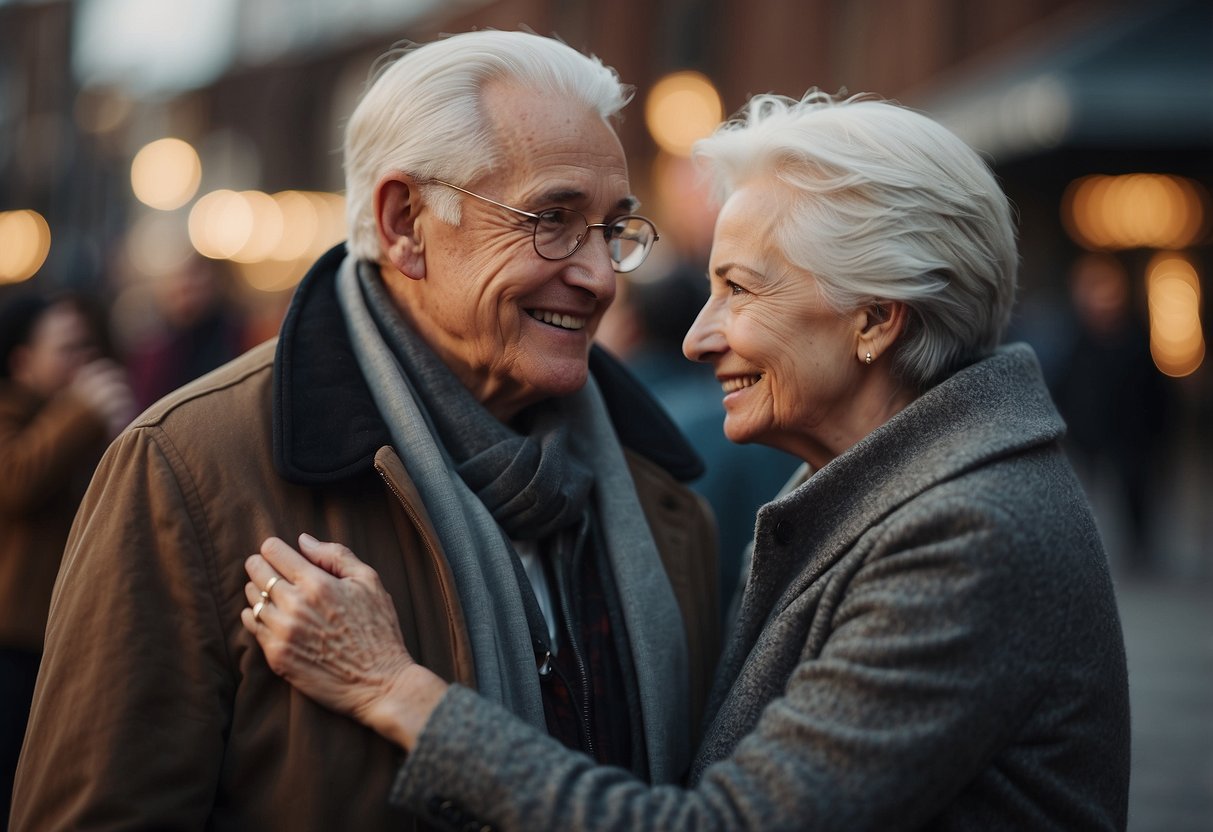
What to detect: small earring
<box><xmin>865</xmin><ymin>351</ymin><xmax>873</xmax><ymax>365</ymax></box>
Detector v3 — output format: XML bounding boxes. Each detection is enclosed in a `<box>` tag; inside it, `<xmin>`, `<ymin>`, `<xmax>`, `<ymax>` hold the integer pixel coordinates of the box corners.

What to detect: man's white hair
<box><xmin>694</xmin><ymin>90</ymin><xmax>1019</xmax><ymax>389</ymax></box>
<box><xmin>343</xmin><ymin>30</ymin><xmax>631</xmax><ymax>262</ymax></box>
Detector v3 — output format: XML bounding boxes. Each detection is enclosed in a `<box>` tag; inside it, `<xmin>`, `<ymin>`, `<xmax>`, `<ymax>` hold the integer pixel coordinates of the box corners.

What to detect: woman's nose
<box><xmin>683</xmin><ymin>299</ymin><xmax>726</xmax><ymax>363</ymax></box>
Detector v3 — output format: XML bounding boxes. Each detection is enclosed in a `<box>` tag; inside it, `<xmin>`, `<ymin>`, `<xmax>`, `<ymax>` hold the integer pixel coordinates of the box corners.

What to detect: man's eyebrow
<box><xmin>533</xmin><ymin>188</ymin><xmax>640</xmax><ymax>214</ymax></box>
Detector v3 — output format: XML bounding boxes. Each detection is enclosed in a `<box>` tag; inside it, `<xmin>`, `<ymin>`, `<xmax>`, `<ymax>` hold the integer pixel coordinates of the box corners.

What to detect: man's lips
<box><xmin>527</xmin><ymin>308</ymin><xmax>588</xmax><ymax>331</ymax></box>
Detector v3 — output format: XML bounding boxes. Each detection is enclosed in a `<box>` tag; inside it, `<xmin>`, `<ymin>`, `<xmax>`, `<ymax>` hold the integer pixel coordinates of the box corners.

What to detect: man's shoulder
<box><xmin>131</xmin><ymin>339</ymin><xmax>277</xmax><ymax>432</ymax></box>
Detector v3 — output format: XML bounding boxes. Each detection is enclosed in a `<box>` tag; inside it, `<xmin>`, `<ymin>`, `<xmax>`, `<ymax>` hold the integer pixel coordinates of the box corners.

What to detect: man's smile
<box><xmin>527</xmin><ymin>309</ymin><xmax>588</xmax><ymax>331</ymax></box>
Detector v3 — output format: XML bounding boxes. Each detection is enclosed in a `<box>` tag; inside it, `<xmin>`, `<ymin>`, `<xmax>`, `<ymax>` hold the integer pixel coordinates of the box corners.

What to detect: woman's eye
<box><xmin>727</xmin><ymin>281</ymin><xmax>747</xmax><ymax>296</ymax></box>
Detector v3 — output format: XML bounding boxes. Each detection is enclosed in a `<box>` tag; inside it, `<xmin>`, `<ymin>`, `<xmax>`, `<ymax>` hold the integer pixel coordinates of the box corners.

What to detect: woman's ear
<box><xmin>856</xmin><ymin>300</ymin><xmax>908</xmax><ymax>365</ymax></box>
<box><xmin>375</xmin><ymin>174</ymin><xmax>426</xmax><ymax>281</ymax></box>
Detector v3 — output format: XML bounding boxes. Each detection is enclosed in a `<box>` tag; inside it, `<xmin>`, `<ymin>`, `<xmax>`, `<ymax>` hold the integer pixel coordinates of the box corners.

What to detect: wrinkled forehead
<box><xmin>479</xmin><ymin>80</ymin><xmax>630</xmax><ymax>201</ymax></box>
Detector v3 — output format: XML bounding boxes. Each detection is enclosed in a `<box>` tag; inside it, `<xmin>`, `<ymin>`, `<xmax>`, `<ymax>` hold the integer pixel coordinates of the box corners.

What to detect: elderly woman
<box><xmin>244</xmin><ymin>91</ymin><xmax>1130</xmax><ymax>830</ymax></box>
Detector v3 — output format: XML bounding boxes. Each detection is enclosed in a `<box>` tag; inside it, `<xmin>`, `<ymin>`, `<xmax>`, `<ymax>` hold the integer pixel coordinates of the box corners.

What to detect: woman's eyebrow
<box><xmin>715</xmin><ymin>262</ymin><xmax>766</xmax><ymax>281</ymax></box>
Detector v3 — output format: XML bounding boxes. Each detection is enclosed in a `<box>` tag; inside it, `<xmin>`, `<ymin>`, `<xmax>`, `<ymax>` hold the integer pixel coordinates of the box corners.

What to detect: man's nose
<box><xmin>564</xmin><ymin>236</ymin><xmax>617</xmax><ymax>302</ymax></box>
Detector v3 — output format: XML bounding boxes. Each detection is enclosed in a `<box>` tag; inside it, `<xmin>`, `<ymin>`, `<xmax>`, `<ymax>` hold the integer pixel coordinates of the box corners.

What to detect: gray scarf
<box><xmin>335</xmin><ymin>256</ymin><xmax>690</xmax><ymax>782</ymax></box>
<box><xmin>359</xmin><ymin>272</ymin><xmax>594</xmax><ymax>541</ymax></box>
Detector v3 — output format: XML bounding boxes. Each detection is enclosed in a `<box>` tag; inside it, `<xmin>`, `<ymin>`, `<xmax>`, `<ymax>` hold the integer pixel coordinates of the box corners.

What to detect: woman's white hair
<box><xmin>344</xmin><ymin>30</ymin><xmax>632</xmax><ymax>261</ymax></box>
<box><xmin>693</xmin><ymin>90</ymin><xmax>1019</xmax><ymax>389</ymax></box>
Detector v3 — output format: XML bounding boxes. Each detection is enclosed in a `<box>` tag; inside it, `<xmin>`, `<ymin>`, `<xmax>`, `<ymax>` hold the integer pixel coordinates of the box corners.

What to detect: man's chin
<box><xmin>522</xmin><ymin>361</ymin><xmax>590</xmax><ymax>402</ymax></box>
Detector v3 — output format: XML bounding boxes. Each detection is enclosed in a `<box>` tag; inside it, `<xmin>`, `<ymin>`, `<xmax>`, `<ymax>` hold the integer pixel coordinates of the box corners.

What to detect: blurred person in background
<box><xmin>1054</xmin><ymin>252</ymin><xmax>1171</xmax><ymax>574</ymax></box>
<box><xmin>598</xmin><ymin>265</ymin><xmax>799</xmax><ymax>618</ymax></box>
<box><xmin>0</xmin><ymin>293</ymin><xmax>134</xmax><ymax>830</ymax></box>
<box><xmin>12</xmin><ymin>30</ymin><xmax>718</xmax><ymax>831</ymax></box>
<box><xmin>126</xmin><ymin>253</ymin><xmax>251</xmax><ymax>410</ymax></box>
<box><xmin>241</xmin><ymin>90</ymin><xmax>1129</xmax><ymax>831</ymax></box>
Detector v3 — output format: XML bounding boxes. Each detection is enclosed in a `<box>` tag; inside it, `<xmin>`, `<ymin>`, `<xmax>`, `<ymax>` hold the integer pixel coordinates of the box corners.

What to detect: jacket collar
<box><xmin>740</xmin><ymin>344</ymin><xmax>1065</xmax><ymax>610</ymax></box>
<box><xmin>763</xmin><ymin>344</ymin><xmax>1063</xmax><ymax>545</ymax></box>
<box><xmin>272</xmin><ymin>244</ymin><xmax>704</xmax><ymax>485</ymax></box>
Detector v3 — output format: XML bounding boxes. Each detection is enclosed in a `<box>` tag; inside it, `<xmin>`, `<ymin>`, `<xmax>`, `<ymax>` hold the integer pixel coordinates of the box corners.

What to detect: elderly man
<box><xmin>12</xmin><ymin>31</ymin><xmax>718</xmax><ymax>831</ymax></box>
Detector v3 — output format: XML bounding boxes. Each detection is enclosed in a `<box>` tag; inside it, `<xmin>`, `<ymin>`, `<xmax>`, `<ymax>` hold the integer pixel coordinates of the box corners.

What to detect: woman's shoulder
<box><xmin>883</xmin><ymin>443</ymin><xmax>1099</xmax><ymax>562</ymax></box>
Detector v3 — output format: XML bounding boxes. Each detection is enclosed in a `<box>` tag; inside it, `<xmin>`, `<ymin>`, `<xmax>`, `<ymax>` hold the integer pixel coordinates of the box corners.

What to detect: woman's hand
<box><xmin>241</xmin><ymin>534</ymin><xmax>448</xmax><ymax>750</ymax></box>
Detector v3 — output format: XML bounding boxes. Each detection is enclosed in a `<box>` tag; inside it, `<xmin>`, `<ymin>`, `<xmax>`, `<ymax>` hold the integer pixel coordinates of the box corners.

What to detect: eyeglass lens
<box><xmin>533</xmin><ymin>208</ymin><xmax>655</xmax><ymax>273</ymax></box>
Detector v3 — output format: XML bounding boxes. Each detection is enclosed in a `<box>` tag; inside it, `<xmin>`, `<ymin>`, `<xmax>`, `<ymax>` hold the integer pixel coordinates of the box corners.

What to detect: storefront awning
<box><xmin>919</xmin><ymin>0</ymin><xmax>1213</xmax><ymax>163</ymax></box>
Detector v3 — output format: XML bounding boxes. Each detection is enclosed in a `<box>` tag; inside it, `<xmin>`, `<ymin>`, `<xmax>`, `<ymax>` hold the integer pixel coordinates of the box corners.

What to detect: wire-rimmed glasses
<box><xmin>431</xmin><ymin>179</ymin><xmax>660</xmax><ymax>273</ymax></box>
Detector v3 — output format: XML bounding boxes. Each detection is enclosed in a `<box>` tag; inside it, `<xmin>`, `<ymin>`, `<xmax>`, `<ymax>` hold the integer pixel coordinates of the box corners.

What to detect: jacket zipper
<box><xmin>553</xmin><ymin>551</ymin><xmax>595</xmax><ymax>759</ymax></box>
<box><xmin>375</xmin><ymin>466</ymin><xmax>442</xmax><ymax>567</ymax></box>
<box><xmin>374</xmin><ymin>461</ymin><xmax>469</xmax><ymax>660</ymax></box>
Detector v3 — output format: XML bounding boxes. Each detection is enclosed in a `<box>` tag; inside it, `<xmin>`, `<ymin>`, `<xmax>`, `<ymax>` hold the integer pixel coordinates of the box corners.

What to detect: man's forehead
<box><xmin>481</xmin><ymin>82</ymin><xmax>633</xmax><ymax>208</ymax></box>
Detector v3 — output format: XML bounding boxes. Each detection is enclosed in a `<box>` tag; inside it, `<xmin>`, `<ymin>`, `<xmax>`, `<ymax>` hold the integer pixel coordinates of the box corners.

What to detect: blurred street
<box><xmin>1118</xmin><ymin>574</ymin><xmax>1213</xmax><ymax>831</ymax></box>
<box><xmin>1090</xmin><ymin>414</ymin><xmax>1213</xmax><ymax>831</ymax></box>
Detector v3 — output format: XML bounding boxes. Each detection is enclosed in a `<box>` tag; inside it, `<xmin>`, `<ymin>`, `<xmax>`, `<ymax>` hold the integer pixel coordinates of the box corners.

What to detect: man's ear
<box><xmin>856</xmin><ymin>300</ymin><xmax>909</xmax><ymax>365</ymax></box>
<box><xmin>375</xmin><ymin>174</ymin><xmax>426</xmax><ymax>281</ymax></box>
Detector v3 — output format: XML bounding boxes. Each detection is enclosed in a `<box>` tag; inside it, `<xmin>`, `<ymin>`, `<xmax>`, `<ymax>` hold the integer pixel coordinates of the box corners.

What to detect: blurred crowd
<box><xmin>0</xmin><ymin>253</ymin><xmax>256</xmax><ymax>826</ymax></box>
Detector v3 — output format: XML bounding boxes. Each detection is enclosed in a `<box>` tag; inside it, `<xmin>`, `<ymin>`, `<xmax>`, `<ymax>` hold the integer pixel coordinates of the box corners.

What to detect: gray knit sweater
<box><xmin>391</xmin><ymin>344</ymin><xmax>1131</xmax><ymax>831</ymax></box>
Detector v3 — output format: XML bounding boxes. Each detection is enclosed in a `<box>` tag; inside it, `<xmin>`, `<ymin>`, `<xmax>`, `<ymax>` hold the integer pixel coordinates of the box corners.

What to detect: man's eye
<box><xmin>727</xmin><ymin>281</ymin><xmax>747</xmax><ymax>296</ymax></box>
<box><xmin>536</xmin><ymin>209</ymin><xmax>573</xmax><ymax>229</ymax></box>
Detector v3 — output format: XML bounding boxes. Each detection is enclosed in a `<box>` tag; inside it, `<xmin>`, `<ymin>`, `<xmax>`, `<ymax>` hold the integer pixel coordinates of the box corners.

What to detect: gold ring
<box><xmin>253</xmin><ymin>601</ymin><xmax>266</xmax><ymax>623</ymax></box>
<box><xmin>261</xmin><ymin>575</ymin><xmax>280</xmax><ymax>601</ymax></box>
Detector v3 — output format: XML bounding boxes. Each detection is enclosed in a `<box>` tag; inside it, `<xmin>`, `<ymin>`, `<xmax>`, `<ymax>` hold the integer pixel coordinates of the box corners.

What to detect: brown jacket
<box><xmin>11</xmin><ymin>247</ymin><xmax>719</xmax><ymax>831</ymax></box>
<box><xmin>0</xmin><ymin>382</ymin><xmax>107</xmax><ymax>651</ymax></box>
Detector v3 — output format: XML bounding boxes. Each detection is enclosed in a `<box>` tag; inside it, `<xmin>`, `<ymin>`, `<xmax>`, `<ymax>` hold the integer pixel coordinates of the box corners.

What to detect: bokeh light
<box><xmin>230</xmin><ymin>190</ymin><xmax>284</xmax><ymax>263</ymax></box>
<box><xmin>1146</xmin><ymin>252</ymin><xmax>1205</xmax><ymax>377</ymax></box>
<box><xmin>1062</xmin><ymin>173</ymin><xmax>1208</xmax><ymax>250</ymax></box>
<box><xmin>189</xmin><ymin>189</ymin><xmax>253</xmax><ymax>259</ymax></box>
<box><xmin>188</xmin><ymin>189</ymin><xmax>345</xmax><ymax>292</ymax></box>
<box><xmin>0</xmin><ymin>210</ymin><xmax>52</xmax><ymax>284</ymax></box>
<box><xmin>131</xmin><ymin>137</ymin><xmax>203</xmax><ymax>210</ymax></box>
<box><xmin>270</xmin><ymin>190</ymin><xmax>320</xmax><ymax>261</ymax></box>
<box><xmin>645</xmin><ymin>71</ymin><xmax>724</xmax><ymax>157</ymax></box>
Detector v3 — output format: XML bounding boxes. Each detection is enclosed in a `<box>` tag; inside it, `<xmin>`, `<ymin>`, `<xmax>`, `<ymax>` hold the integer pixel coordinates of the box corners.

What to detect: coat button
<box><xmin>773</xmin><ymin>519</ymin><xmax>794</xmax><ymax>545</ymax></box>
<box><xmin>429</xmin><ymin>798</ymin><xmax>463</xmax><ymax>825</ymax></box>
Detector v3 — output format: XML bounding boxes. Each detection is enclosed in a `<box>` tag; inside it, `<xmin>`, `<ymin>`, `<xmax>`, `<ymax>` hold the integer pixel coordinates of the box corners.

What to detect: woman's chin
<box><xmin>722</xmin><ymin>418</ymin><xmax>758</xmax><ymax>447</ymax></box>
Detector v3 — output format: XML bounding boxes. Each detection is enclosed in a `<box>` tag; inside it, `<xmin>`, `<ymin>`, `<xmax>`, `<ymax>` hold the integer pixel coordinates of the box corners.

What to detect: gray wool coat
<box><xmin>391</xmin><ymin>344</ymin><xmax>1131</xmax><ymax>832</ymax></box>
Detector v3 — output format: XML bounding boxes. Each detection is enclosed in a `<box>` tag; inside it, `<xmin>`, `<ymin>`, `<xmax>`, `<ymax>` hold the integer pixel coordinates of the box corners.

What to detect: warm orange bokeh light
<box><xmin>189</xmin><ymin>189</ymin><xmax>253</xmax><ymax>259</ymax></box>
<box><xmin>0</xmin><ymin>210</ymin><xmax>52</xmax><ymax>284</ymax></box>
<box><xmin>1063</xmin><ymin>173</ymin><xmax>1208</xmax><ymax>251</ymax></box>
<box><xmin>270</xmin><ymin>191</ymin><xmax>320</xmax><ymax>261</ymax></box>
<box><xmin>1146</xmin><ymin>252</ymin><xmax>1205</xmax><ymax>377</ymax></box>
<box><xmin>230</xmin><ymin>191</ymin><xmax>284</xmax><ymax>264</ymax></box>
<box><xmin>131</xmin><ymin>137</ymin><xmax>202</xmax><ymax>210</ymax></box>
<box><xmin>188</xmin><ymin>189</ymin><xmax>345</xmax><ymax>292</ymax></box>
<box><xmin>645</xmin><ymin>71</ymin><xmax>724</xmax><ymax>157</ymax></box>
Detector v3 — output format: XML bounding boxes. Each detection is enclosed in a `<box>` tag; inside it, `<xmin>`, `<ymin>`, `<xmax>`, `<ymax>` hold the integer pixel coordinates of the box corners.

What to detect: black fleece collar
<box><xmin>272</xmin><ymin>244</ymin><xmax>704</xmax><ymax>485</ymax></box>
